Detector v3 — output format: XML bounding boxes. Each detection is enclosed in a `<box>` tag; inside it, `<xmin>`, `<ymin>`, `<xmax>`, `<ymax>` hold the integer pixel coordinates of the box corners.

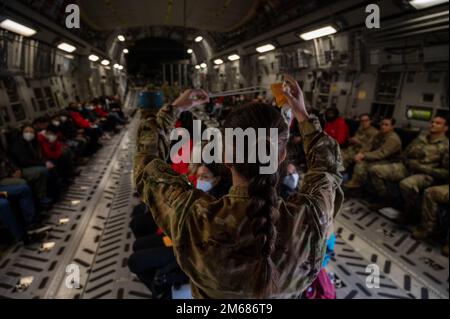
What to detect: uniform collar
<box><xmin>229</xmin><ymin>186</ymin><xmax>249</xmax><ymax>198</ymax></box>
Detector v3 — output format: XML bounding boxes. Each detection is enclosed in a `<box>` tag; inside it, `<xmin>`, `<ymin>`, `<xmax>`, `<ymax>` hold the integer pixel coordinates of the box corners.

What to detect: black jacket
<box><xmin>10</xmin><ymin>138</ymin><xmax>45</xmax><ymax>169</ymax></box>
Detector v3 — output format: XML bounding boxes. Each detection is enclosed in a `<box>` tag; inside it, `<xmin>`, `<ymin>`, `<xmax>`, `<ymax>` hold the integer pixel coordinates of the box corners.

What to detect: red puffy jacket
<box><xmin>94</xmin><ymin>107</ymin><xmax>108</xmax><ymax>118</ymax></box>
<box><xmin>71</xmin><ymin>111</ymin><xmax>91</xmax><ymax>129</ymax></box>
<box><xmin>37</xmin><ymin>132</ymin><xmax>62</xmax><ymax>160</ymax></box>
<box><xmin>324</xmin><ymin>117</ymin><xmax>349</xmax><ymax>146</ymax></box>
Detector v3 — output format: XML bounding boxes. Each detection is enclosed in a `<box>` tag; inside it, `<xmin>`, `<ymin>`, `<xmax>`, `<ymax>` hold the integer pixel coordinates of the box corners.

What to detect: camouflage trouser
<box><xmin>421</xmin><ymin>185</ymin><xmax>449</xmax><ymax>233</ymax></box>
<box><xmin>342</xmin><ymin>146</ymin><xmax>360</xmax><ymax>170</ymax></box>
<box><xmin>351</xmin><ymin>161</ymin><xmax>385</xmax><ymax>186</ymax></box>
<box><xmin>370</xmin><ymin>162</ymin><xmax>434</xmax><ymax>206</ymax></box>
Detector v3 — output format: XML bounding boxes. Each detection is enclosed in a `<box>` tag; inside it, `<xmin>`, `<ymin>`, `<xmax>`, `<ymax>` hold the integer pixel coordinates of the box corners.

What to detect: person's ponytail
<box><xmin>247</xmin><ymin>172</ymin><xmax>280</xmax><ymax>297</ymax></box>
<box><xmin>224</xmin><ymin>102</ymin><xmax>288</xmax><ymax>298</ymax></box>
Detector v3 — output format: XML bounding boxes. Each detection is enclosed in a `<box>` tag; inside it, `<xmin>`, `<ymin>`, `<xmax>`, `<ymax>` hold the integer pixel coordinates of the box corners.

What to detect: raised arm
<box><xmin>283</xmin><ymin>74</ymin><xmax>344</xmax><ymax>235</ymax></box>
<box><xmin>133</xmin><ymin>89</ymin><xmax>210</xmax><ymax>236</ymax></box>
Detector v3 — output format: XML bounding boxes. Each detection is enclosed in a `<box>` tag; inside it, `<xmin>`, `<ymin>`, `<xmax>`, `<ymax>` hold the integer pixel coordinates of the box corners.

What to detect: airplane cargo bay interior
<box><xmin>0</xmin><ymin>0</ymin><xmax>448</xmax><ymax>300</ymax></box>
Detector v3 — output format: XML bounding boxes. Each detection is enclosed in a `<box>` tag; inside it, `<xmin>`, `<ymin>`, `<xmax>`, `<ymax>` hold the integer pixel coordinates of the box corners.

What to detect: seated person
<box><xmin>413</xmin><ymin>184</ymin><xmax>449</xmax><ymax>256</ymax></box>
<box><xmin>342</xmin><ymin>113</ymin><xmax>378</xmax><ymax>169</ymax></box>
<box><xmin>369</xmin><ymin>116</ymin><xmax>448</xmax><ymax>218</ymax></box>
<box><xmin>324</xmin><ymin>107</ymin><xmax>349</xmax><ymax>146</ymax></box>
<box><xmin>57</xmin><ymin>112</ymin><xmax>87</xmax><ymax>163</ymax></box>
<box><xmin>37</xmin><ymin>126</ymin><xmax>77</xmax><ymax>181</ymax></box>
<box><xmin>10</xmin><ymin>126</ymin><xmax>52</xmax><ymax>206</ymax></box>
<box><xmin>279</xmin><ymin>163</ymin><xmax>301</xmax><ymax>200</ymax></box>
<box><xmin>344</xmin><ymin>118</ymin><xmax>402</xmax><ymax>191</ymax></box>
<box><xmin>1</xmin><ymin>149</ymin><xmax>42</xmax><ymax>244</ymax></box>
<box><xmin>68</xmin><ymin>102</ymin><xmax>102</xmax><ymax>148</ymax></box>
<box><xmin>128</xmin><ymin>162</ymin><xmax>229</xmax><ymax>295</ymax></box>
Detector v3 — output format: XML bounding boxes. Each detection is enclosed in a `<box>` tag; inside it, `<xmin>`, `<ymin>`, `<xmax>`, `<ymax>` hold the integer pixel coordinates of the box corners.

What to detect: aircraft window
<box><xmin>11</xmin><ymin>103</ymin><xmax>27</xmax><ymax>122</ymax></box>
<box><xmin>34</xmin><ymin>88</ymin><xmax>48</xmax><ymax>111</ymax></box>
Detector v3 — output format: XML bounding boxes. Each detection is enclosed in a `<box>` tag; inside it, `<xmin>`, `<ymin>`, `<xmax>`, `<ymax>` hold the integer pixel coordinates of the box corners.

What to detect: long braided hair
<box><xmin>224</xmin><ymin>102</ymin><xmax>289</xmax><ymax>297</ymax></box>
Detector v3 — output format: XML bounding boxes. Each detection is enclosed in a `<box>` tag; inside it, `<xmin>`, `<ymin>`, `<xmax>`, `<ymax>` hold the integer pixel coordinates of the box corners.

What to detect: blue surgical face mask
<box><xmin>283</xmin><ymin>173</ymin><xmax>299</xmax><ymax>190</ymax></box>
<box><xmin>196</xmin><ymin>180</ymin><xmax>213</xmax><ymax>193</ymax></box>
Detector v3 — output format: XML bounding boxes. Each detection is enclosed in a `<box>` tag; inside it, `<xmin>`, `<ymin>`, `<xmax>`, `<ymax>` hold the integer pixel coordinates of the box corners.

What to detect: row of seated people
<box><xmin>0</xmin><ymin>96</ymin><xmax>128</xmax><ymax>245</ymax></box>
<box><xmin>324</xmin><ymin>110</ymin><xmax>448</xmax><ymax>256</ymax></box>
<box><xmin>127</xmin><ymin>107</ymin><xmax>337</xmax><ymax>299</ymax></box>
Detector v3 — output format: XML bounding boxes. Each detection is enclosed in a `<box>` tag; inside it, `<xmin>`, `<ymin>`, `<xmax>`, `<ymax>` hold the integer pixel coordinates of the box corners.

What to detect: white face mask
<box><xmin>52</xmin><ymin>121</ymin><xmax>61</xmax><ymax>127</ymax></box>
<box><xmin>23</xmin><ymin>132</ymin><xmax>35</xmax><ymax>142</ymax></box>
<box><xmin>47</xmin><ymin>134</ymin><xmax>57</xmax><ymax>143</ymax></box>
<box><xmin>60</xmin><ymin>116</ymin><xmax>68</xmax><ymax>122</ymax></box>
<box><xmin>283</xmin><ymin>173</ymin><xmax>299</xmax><ymax>191</ymax></box>
<box><xmin>196</xmin><ymin>180</ymin><xmax>213</xmax><ymax>193</ymax></box>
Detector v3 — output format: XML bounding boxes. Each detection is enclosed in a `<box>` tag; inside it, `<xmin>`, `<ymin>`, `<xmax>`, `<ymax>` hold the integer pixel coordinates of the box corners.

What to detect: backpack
<box><xmin>303</xmin><ymin>268</ymin><xmax>336</xmax><ymax>299</ymax></box>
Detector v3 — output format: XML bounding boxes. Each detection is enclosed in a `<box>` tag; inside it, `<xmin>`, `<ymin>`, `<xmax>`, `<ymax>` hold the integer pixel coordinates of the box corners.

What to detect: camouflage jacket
<box><xmin>404</xmin><ymin>133</ymin><xmax>449</xmax><ymax>181</ymax></box>
<box><xmin>363</xmin><ymin>131</ymin><xmax>402</xmax><ymax>162</ymax></box>
<box><xmin>353</xmin><ymin>126</ymin><xmax>379</xmax><ymax>153</ymax></box>
<box><xmin>134</xmin><ymin>104</ymin><xmax>344</xmax><ymax>299</ymax></box>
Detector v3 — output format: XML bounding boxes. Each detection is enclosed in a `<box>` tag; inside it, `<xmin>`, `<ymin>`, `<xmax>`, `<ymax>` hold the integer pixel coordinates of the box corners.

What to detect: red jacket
<box><xmin>37</xmin><ymin>132</ymin><xmax>62</xmax><ymax>160</ymax></box>
<box><xmin>324</xmin><ymin>117</ymin><xmax>349</xmax><ymax>146</ymax></box>
<box><xmin>94</xmin><ymin>106</ymin><xmax>108</xmax><ymax>118</ymax></box>
<box><xmin>71</xmin><ymin>111</ymin><xmax>91</xmax><ymax>129</ymax></box>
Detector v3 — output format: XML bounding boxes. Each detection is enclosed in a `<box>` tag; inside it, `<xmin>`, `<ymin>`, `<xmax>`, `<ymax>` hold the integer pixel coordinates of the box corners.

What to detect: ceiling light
<box><xmin>299</xmin><ymin>26</ymin><xmax>337</xmax><ymax>41</ymax></box>
<box><xmin>117</xmin><ymin>35</ymin><xmax>125</xmax><ymax>42</ymax></box>
<box><xmin>195</xmin><ymin>36</ymin><xmax>203</xmax><ymax>42</ymax></box>
<box><xmin>200</xmin><ymin>63</ymin><xmax>207</xmax><ymax>69</ymax></box>
<box><xmin>101</xmin><ymin>59</ymin><xmax>110</xmax><ymax>66</ymax></box>
<box><xmin>0</xmin><ymin>19</ymin><xmax>37</xmax><ymax>37</ymax></box>
<box><xmin>228</xmin><ymin>54</ymin><xmax>240</xmax><ymax>61</ymax></box>
<box><xmin>64</xmin><ymin>54</ymin><xmax>74</xmax><ymax>60</ymax></box>
<box><xmin>57</xmin><ymin>42</ymin><xmax>77</xmax><ymax>53</ymax></box>
<box><xmin>88</xmin><ymin>54</ymin><xmax>100</xmax><ymax>62</ymax></box>
<box><xmin>195</xmin><ymin>65</ymin><xmax>201</xmax><ymax>70</ymax></box>
<box><xmin>409</xmin><ymin>0</ymin><xmax>448</xmax><ymax>9</ymax></box>
<box><xmin>113</xmin><ymin>63</ymin><xmax>120</xmax><ymax>69</ymax></box>
<box><xmin>118</xmin><ymin>65</ymin><xmax>124</xmax><ymax>70</ymax></box>
<box><xmin>214</xmin><ymin>59</ymin><xmax>224</xmax><ymax>65</ymax></box>
<box><xmin>187</xmin><ymin>48</ymin><xmax>193</xmax><ymax>54</ymax></box>
<box><xmin>256</xmin><ymin>44</ymin><xmax>276</xmax><ymax>53</ymax></box>
<box><xmin>123</xmin><ymin>49</ymin><xmax>129</xmax><ymax>54</ymax></box>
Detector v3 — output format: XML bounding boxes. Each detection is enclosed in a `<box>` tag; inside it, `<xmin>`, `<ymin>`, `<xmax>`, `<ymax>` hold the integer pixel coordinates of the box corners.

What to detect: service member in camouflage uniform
<box><xmin>342</xmin><ymin>113</ymin><xmax>379</xmax><ymax>169</ymax></box>
<box><xmin>369</xmin><ymin>116</ymin><xmax>448</xmax><ymax>214</ymax></box>
<box><xmin>344</xmin><ymin>118</ymin><xmax>402</xmax><ymax>189</ymax></box>
<box><xmin>133</xmin><ymin>75</ymin><xmax>344</xmax><ymax>299</ymax></box>
<box><xmin>413</xmin><ymin>184</ymin><xmax>449</xmax><ymax>256</ymax></box>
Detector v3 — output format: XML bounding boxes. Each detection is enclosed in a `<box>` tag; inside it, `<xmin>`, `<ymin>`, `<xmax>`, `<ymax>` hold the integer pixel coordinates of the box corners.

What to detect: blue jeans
<box><xmin>0</xmin><ymin>184</ymin><xmax>37</xmax><ymax>239</ymax></box>
<box><xmin>0</xmin><ymin>198</ymin><xmax>25</xmax><ymax>240</ymax></box>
